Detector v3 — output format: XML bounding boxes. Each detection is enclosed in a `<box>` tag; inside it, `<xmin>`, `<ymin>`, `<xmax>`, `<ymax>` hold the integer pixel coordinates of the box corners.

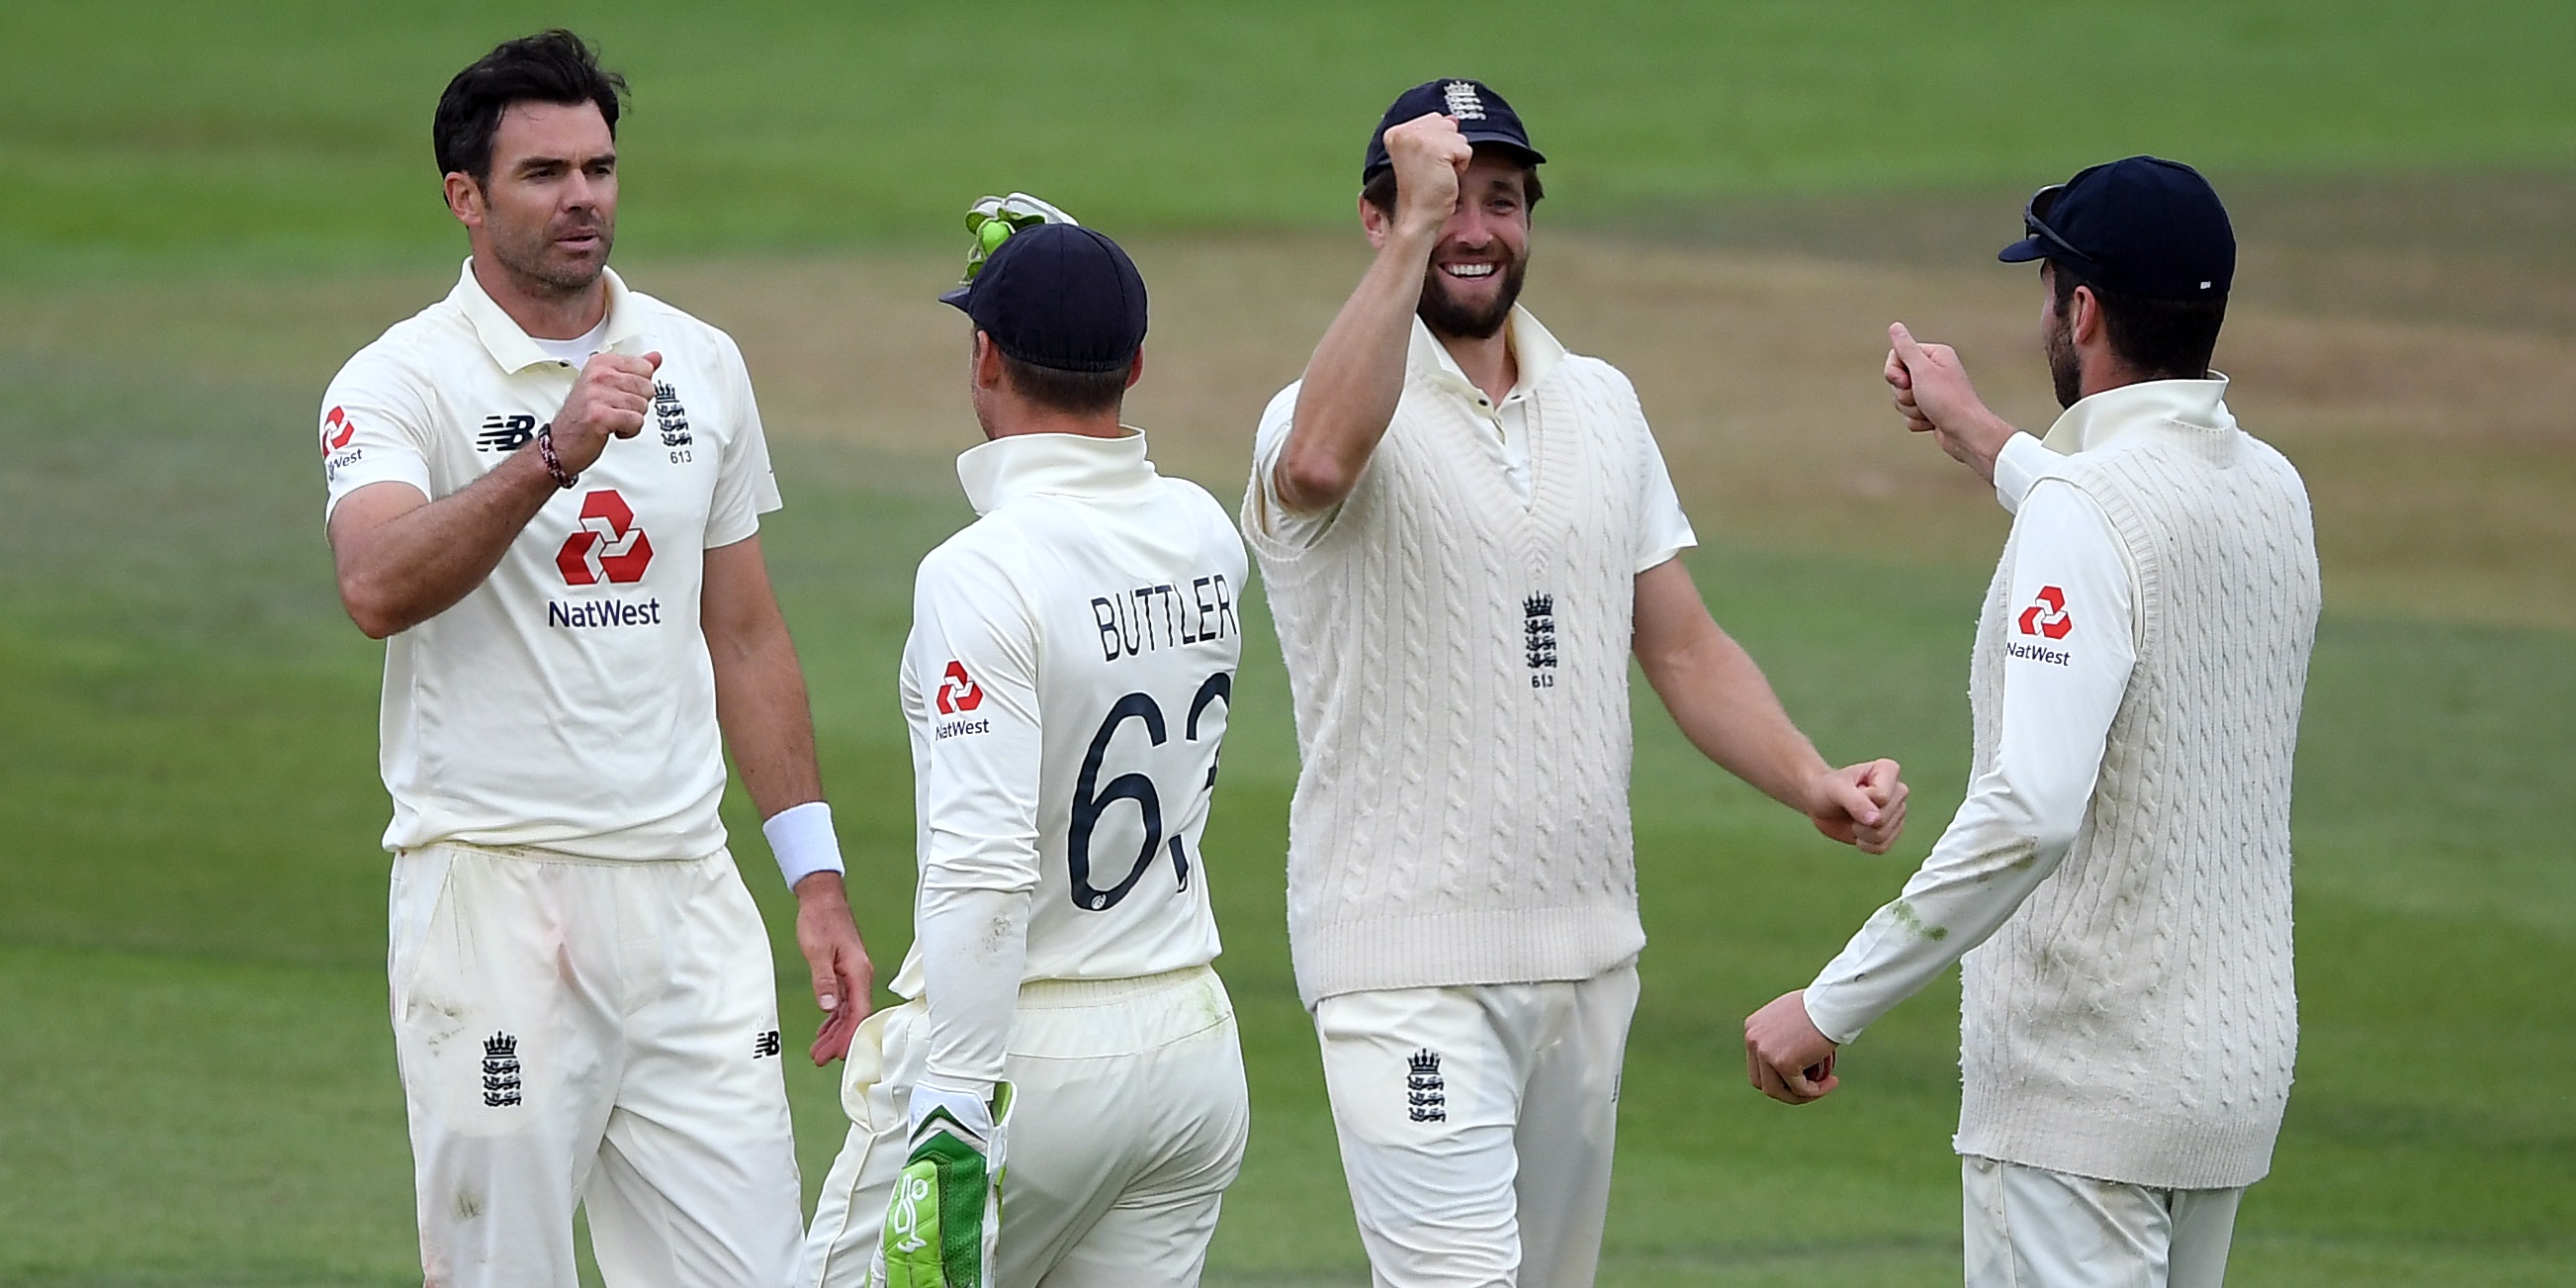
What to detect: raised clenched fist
<box><xmin>1382</xmin><ymin>113</ymin><xmax>1474</xmax><ymax>237</ymax></box>
<box><xmin>550</xmin><ymin>350</ymin><xmax>662</xmax><ymax>475</ymax></box>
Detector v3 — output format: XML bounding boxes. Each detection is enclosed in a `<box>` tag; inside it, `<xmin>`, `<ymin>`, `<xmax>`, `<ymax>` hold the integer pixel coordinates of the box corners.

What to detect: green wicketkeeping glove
<box><xmin>956</xmin><ymin>193</ymin><xmax>1079</xmax><ymax>287</ymax></box>
<box><xmin>880</xmin><ymin>1081</ymin><xmax>1014</xmax><ymax>1288</ymax></box>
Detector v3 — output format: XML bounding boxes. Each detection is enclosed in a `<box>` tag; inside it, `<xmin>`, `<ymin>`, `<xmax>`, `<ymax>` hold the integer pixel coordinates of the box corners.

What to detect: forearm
<box><xmin>333</xmin><ymin>451</ymin><xmax>559</xmax><ymax>637</ymax></box>
<box><xmin>917</xmin><ymin>866</ymin><xmax>1032</xmax><ymax>1089</ymax></box>
<box><xmin>1801</xmin><ymin>782</ymin><xmax>2072</xmax><ymax>1042</ymax></box>
<box><xmin>1276</xmin><ymin>225</ymin><xmax>1438</xmax><ymax>510</ymax></box>
<box><xmin>711</xmin><ymin>614</ymin><xmax>825</xmax><ymax>819</ymax></box>
<box><xmin>1643</xmin><ymin>627</ymin><xmax>1829</xmax><ymax>809</ymax></box>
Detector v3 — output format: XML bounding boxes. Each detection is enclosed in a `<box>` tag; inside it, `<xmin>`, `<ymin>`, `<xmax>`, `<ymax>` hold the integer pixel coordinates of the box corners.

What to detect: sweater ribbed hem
<box><xmin>1955</xmin><ymin>1082</ymin><xmax>2283</xmax><ymax>1191</ymax></box>
<box><xmin>1290</xmin><ymin>906</ymin><xmax>1645</xmax><ymax>1009</ymax></box>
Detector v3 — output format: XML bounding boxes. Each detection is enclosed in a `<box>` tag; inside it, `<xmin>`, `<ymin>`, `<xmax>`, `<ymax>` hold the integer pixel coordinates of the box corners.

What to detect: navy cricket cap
<box><xmin>1999</xmin><ymin>155</ymin><xmax>2235</xmax><ymax>299</ymax></box>
<box><xmin>1363</xmin><ymin>78</ymin><xmax>1546</xmax><ymax>182</ymax></box>
<box><xmin>937</xmin><ymin>223</ymin><xmax>1147</xmax><ymax>373</ymax></box>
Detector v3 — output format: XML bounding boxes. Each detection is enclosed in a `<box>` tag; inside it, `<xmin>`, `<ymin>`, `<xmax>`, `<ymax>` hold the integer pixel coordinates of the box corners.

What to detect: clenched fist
<box><xmin>550</xmin><ymin>349</ymin><xmax>662</xmax><ymax>475</ymax></box>
<box><xmin>1381</xmin><ymin>113</ymin><xmax>1474</xmax><ymax>238</ymax></box>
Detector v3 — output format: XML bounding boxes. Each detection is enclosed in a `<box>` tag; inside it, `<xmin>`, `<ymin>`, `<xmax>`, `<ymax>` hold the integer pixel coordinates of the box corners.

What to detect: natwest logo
<box><xmin>934</xmin><ymin>661</ymin><xmax>984</xmax><ymax>715</ymax></box>
<box><xmin>555</xmin><ymin>490</ymin><xmax>654</xmax><ymax>586</ymax></box>
<box><xmin>320</xmin><ymin>406</ymin><xmax>357</xmax><ymax>455</ymax></box>
<box><xmin>2016</xmin><ymin>586</ymin><xmax>2073</xmax><ymax>640</ymax></box>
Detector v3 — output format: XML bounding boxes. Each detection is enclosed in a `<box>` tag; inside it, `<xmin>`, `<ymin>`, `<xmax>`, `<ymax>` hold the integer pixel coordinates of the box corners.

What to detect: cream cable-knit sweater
<box><xmin>1955</xmin><ymin>414</ymin><xmax>2320</xmax><ymax>1190</ymax></box>
<box><xmin>1245</xmin><ymin>346</ymin><xmax>1661</xmax><ymax>1007</ymax></box>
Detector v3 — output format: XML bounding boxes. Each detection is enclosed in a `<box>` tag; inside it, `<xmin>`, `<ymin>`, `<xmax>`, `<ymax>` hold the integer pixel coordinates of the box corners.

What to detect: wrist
<box><xmin>763</xmin><ymin>800</ymin><xmax>845</xmax><ymax>889</ymax></box>
<box><xmin>534</xmin><ymin>424</ymin><xmax>579</xmax><ymax>489</ymax></box>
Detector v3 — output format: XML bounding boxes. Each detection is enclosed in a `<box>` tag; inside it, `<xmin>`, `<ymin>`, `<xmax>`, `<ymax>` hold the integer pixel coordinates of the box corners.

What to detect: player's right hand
<box><xmin>549</xmin><ymin>350</ymin><xmax>662</xmax><ymax>474</ymax></box>
<box><xmin>1383</xmin><ymin>113</ymin><xmax>1472</xmax><ymax>238</ymax></box>
<box><xmin>1886</xmin><ymin>323</ymin><xmax>2014</xmax><ymax>484</ymax></box>
<box><xmin>882</xmin><ymin>1083</ymin><xmax>1012</xmax><ymax>1288</ymax></box>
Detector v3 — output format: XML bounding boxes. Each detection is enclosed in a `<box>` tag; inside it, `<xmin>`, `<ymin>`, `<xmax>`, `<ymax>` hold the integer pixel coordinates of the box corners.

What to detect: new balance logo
<box><xmin>476</xmin><ymin>413</ymin><xmax>538</xmax><ymax>452</ymax></box>
<box><xmin>754</xmin><ymin>1029</ymin><xmax>782</xmax><ymax>1059</ymax></box>
<box><xmin>482</xmin><ymin>1032</ymin><xmax>523</xmax><ymax>1108</ymax></box>
<box><xmin>1406</xmin><ymin>1049</ymin><xmax>1447</xmax><ymax>1122</ymax></box>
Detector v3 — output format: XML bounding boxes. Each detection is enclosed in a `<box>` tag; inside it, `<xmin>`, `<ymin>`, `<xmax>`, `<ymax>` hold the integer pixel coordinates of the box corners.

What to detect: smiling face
<box><xmin>448</xmin><ymin>101</ymin><xmax>618</xmax><ymax>300</ymax></box>
<box><xmin>1415</xmin><ymin>149</ymin><xmax>1533</xmax><ymax>340</ymax></box>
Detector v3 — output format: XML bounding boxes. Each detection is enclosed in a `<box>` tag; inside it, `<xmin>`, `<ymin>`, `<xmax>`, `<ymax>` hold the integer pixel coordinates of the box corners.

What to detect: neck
<box><xmin>470</xmin><ymin>251</ymin><xmax>608</xmax><ymax>341</ymax></box>
<box><xmin>1436</xmin><ymin>324</ymin><xmax>1517</xmax><ymax>405</ymax></box>
<box><xmin>983</xmin><ymin>405</ymin><xmax>1127</xmax><ymax>441</ymax></box>
<box><xmin>2077</xmin><ymin>345</ymin><xmax>2150</xmax><ymax>401</ymax></box>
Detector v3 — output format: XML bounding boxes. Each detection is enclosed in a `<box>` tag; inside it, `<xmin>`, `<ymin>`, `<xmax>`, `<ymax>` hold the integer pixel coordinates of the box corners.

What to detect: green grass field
<box><xmin>4</xmin><ymin>3</ymin><xmax>2574</xmax><ymax>1284</ymax></box>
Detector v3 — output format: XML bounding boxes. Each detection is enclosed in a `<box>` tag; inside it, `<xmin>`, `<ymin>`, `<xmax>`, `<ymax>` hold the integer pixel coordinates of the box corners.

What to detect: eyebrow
<box><xmin>512</xmin><ymin>149</ymin><xmax>616</xmax><ymax>175</ymax></box>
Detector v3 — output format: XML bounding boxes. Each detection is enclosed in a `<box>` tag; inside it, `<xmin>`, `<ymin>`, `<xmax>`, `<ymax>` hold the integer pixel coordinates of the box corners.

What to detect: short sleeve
<box><xmin>318</xmin><ymin>357</ymin><xmax>436</xmax><ymax>522</ymax></box>
<box><xmin>1633</xmin><ymin>424</ymin><xmax>1698</xmax><ymax>574</ymax></box>
<box><xmin>706</xmin><ymin>332</ymin><xmax>782</xmax><ymax>549</ymax></box>
<box><xmin>1243</xmin><ymin>383</ymin><xmax>1338</xmax><ymax>552</ymax></box>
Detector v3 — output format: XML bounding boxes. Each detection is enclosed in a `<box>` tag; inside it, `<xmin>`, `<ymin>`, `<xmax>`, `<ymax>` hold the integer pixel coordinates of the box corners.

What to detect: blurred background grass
<box><xmin>1</xmin><ymin>2</ymin><xmax>2572</xmax><ymax>1284</ymax></box>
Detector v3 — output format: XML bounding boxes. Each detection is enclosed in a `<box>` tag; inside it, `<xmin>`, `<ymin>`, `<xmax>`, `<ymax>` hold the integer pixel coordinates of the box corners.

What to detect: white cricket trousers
<box><xmin>801</xmin><ymin>965</ymin><xmax>1250</xmax><ymax>1288</ymax></box>
<box><xmin>1313</xmin><ymin>964</ymin><xmax>1640</xmax><ymax>1288</ymax></box>
<box><xmin>1963</xmin><ymin>1155</ymin><xmax>2246</xmax><ymax>1287</ymax></box>
<box><xmin>390</xmin><ymin>843</ymin><xmax>802</xmax><ymax>1288</ymax></box>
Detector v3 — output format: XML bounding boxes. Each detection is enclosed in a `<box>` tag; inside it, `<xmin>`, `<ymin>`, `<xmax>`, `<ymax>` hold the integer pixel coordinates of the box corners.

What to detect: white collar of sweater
<box><xmin>1410</xmin><ymin>305</ymin><xmax>1568</xmax><ymax>404</ymax></box>
<box><xmin>955</xmin><ymin>428</ymin><xmax>1159</xmax><ymax>516</ymax></box>
<box><xmin>2038</xmin><ymin>372</ymin><xmax>2237</xmax><ymax>457</ymax></box>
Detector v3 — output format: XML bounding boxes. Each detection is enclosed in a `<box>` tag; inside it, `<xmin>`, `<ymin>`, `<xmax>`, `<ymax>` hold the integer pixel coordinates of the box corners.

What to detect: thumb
<box><xmin>1825</xmin><ymin>774</ymin><xmax>1883</xmax><ymax>827</ymax></box>
<box><xmin>643</xmin><ymin>350</ymin><xmax>664</xmax><ymax>373</ymax></box>
<box><xmin>1889</xmin><ymin>322</ymin><xmax>1928</xmax><ymax>366</ymax></box>
<box><xmin>810</xmin><ymin>950</ymin><xmax>840</xmax><ymax>1015</ymax></box>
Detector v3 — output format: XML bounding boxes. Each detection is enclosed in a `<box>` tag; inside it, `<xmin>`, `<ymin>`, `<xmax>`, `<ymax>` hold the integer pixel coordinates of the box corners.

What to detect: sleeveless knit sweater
<box><xmin>1244</xmin><ymin>348</ymin><xmax>1658</xmax><ymax>1006</ymax></box>
<box><xmin>1955</xmin><ymin>417</ymin><xmax>2319</xmax><ymax>1190</ymax></box>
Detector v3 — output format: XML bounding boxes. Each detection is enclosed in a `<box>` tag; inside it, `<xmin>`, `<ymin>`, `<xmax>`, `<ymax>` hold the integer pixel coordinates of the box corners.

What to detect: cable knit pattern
<box><xmin>1954</xmin><ymin>422</ymin><xmax>2320</xmax><ymax>1190</ymax></box>
<box><xmin>1244</xmin><ymin>352</ymin><xmax>1654</xmax><ymax>1007</ymax></box>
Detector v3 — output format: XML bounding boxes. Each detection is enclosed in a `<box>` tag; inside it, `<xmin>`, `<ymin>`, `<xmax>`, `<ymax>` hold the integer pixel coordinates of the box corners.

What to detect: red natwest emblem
<box><xmin>555</xmin><ymin>490</ymin><xmax>654</xmax><ymax>586</ymax></box>
<box><xmin>935</xmin><ymin>661</ymin><xmax>984</xmax><ymax>715</ymax></box>
<box><xmin>320</xmin><ymin>406</ymin><xmax>357</xmax><ymax>455</ymax></box>
<box><xmin>2017</xmin><ymin>586</ymin><xmax>2074</xmax><ymax>640</ymax></box>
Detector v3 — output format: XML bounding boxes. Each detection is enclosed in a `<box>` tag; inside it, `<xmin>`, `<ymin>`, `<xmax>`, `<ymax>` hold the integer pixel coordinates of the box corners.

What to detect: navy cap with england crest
<box><xmin>1363</xmin><ymin>78</ymin><xmax>1546</xmax><ymax>182</ymax></box>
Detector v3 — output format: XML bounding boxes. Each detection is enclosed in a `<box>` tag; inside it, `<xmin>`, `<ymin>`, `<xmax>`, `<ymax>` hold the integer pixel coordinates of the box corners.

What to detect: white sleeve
<box><xmin>318</xmin><ymin>358</ymin><xmax>436</xmax><ymax>521</ymax></box>
<box><xmin>1991</xmin><ymin>431</ymin><xmax>2057</xmax><ymax>515</ymax></box>
<box><xmin>1801</xmin><ymin>480</ymin><xmax>2135</xmax><ymax>1044</ymax></box>
<box><xmin>909</xmin><ymin>543</ymin><xmax>1045</xmax><ymax>1091</ymax></box>
<box><xmin>1634</xmin><ymin>428</ymin><xmax>1698</xmax><ymax>574</ymax></box>
<box><xmin>1243</xmin><ymin>383</ymin><xmax>1339</xmax><ymax>551</ymax></box>
<box><xmin>706</xmin><ymin>331</ymin><xmax>782</xmax><ymax>549</ymax></box>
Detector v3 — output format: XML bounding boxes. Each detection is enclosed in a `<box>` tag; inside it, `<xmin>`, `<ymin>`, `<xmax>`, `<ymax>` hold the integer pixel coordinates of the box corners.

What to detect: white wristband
<box><xmin>760</xmin><ymin>800</ymin><xmax>844</xmax><ymax>889</ymax></box>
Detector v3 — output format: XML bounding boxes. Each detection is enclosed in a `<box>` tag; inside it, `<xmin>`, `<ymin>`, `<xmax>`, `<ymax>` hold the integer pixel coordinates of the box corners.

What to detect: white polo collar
<box><xmin>2038</xmin><ymin>373</ymin><xmax>2237</xmax><ymax>456</ymax></box>
<box><xmin>956</xmin><ymin>429</ymin><xmax>1160</xmax><ymax>516</ymax></box>
<box><xmin>450</xmin><ymin>259</ymin><xmax>652</xmax><ymax>374</ymax></box>
<box><xmin>1411</xmin><ymin>305</ymin><xmax>1566</xmax><ymax>407</ymax></box>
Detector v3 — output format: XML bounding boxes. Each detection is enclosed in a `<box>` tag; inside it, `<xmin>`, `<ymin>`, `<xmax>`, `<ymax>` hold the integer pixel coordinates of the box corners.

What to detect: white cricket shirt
<box><xmin>1800</xmin><ymin>400</ymin><xmax>2149</xmax><ymax>1043</ymax></box>
<box><xmin>889</xmin><ymin>430</ymin><xmax>1244</xmax><ymax>1090</ymax></box>
<box><xmin>1248</xmin><ymin>308</ymin><xmax>1697</xmax><ymax>572</ymax></box>
<box><xmin>319</xmin><ymin>262</ymin><xmax>781</xmax><ymax>862</ymax></box>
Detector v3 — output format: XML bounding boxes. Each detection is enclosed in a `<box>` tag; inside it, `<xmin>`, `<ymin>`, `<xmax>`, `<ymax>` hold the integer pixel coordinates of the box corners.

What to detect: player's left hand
<box><xmin>1744</xmin><ymin>990</ymin><xmax>1841</xmax><ymax>1105</ymax></box>
<box><xmin>792</xmin><ymin>873</ymin><xmax>874</xmax><ymax>1063</ymax></box>
<box><xmin>1806</xmin><ymin>759</ymin><xmax>1909</xmax><ymax>854</ymax></box>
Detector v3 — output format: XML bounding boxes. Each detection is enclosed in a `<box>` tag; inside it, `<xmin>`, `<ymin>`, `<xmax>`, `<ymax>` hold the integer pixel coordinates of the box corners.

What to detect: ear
<box><xmin>970</xmin><ymin>330</ymin><xmax>1007</xmax><ymax>391</ymax></box>
<box><xmin>443</xmin><ymin>172</ymin><xmax>485</xmax><ymax>229</ymax></box>
<box><xmin>1360</xmin><ymin>193</ymin><xmax>1391</xmax><ymax>250</ymax></box>
<box><xmin>1123</xmin><ymin>347</ymin><xmax>1145</xmax><ymax>391</ymax></box>
<box><xmin>2069</xmin><ymin>284</ymin><xmax>2106</xmax><ymax>347</ymax></box>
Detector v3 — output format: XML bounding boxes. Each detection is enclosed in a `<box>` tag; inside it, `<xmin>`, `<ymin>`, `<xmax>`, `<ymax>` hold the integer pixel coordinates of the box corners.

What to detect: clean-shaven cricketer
<box><xmin>1745</xmin><ymin>157</ymin><xmax>2319</xmax><ymax>1288</ymax></box>
<box><xmin>1245</xmin><ymin>79</ymin><xmax>1909</xmax><ymax>1287</ymax></box>
<box><xmin>318</xmin><ymin>31</ymin><xmax>870</xmax><ymax>1285</ymax></box>
<box><xmin>802</xmin><ymin>215</ymin><xmax>1250</xmax><ymax>1288</ymax></box>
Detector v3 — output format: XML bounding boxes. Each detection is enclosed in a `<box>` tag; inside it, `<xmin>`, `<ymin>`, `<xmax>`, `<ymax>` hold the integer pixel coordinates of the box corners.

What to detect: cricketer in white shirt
<box><xmin>804</xmin><ymin>429</ymin><xmax>1251</xmax><ymax>1288</ymax></box>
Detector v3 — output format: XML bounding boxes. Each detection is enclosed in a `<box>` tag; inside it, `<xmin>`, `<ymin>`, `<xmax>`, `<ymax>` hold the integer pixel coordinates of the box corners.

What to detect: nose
<box><xmin>1444</xmin><ymin>200</ymin><xmax>1493</xmax><ymax>248</ymax></box>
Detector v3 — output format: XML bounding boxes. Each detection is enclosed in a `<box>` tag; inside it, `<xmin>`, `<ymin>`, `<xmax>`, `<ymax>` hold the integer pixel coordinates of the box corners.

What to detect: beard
<box><xmin>489</xmin><ymin>213</ymin><xmax>614</xmax><ymax>298</ymax></box>
<box><xmin>2045</xmin><ymin>309</ymin><xmax>2083</xmax><ymax>409</ymax></box>
<box><xmin>1416</xmin><ymin>251</ymin><xmax>1529</xmax><ymax>340</ymax></box>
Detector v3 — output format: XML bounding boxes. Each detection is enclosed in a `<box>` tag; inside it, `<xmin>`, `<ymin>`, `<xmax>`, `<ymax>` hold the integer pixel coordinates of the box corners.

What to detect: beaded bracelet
<box><xmin>536</xmin><ymin>424</ymin><xmax>578</xmax><ymax>489</ymax></box>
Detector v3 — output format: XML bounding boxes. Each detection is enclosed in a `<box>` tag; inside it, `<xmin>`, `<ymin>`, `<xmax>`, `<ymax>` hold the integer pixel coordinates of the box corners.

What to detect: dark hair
<box><xmin>2052</xmin><ymin>259</ymin><xmax>2227</xmax><ymax>379</ymax></box>
<box><xmin>433</xmin><ymin>30</ymin><xmax>627</xmax><ymax>184</ymax></box>
<box><xmin>1362</xmin><ymin>149</ymin><xmax>1545</xmax><ymax>219</ymax></box>
<box><xmin>1001</xmin><ymin>352</ymin><xmax>1128</xmax><ymax>416</ymax></box>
